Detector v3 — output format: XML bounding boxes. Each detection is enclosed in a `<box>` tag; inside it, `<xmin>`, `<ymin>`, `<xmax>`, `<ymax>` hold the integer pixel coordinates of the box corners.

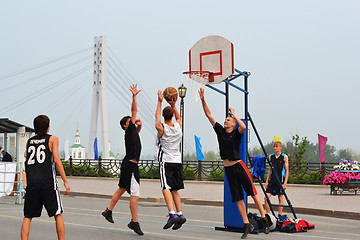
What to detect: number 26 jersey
<box><xmin>25</xmin><ymin>134</ymin><xmax>57</xmax><ymax>190</ymax></box>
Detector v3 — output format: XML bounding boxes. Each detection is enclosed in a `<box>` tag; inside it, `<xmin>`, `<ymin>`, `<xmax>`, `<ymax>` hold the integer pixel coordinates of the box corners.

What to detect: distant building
<box><xmin>71</xmin><ymin>128</ymin><xmax>86</xmax><ymax>159</ymax></box>
<box><xmin>99</xmin><ymin>141</ymin><xmax>120</xmax><ymax>159</ymax></box>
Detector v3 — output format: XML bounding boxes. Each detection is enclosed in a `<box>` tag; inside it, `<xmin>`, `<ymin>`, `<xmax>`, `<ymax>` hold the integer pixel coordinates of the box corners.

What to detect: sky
<box><xmin>1</xmin><ymin>0</ymin><xmax>360</xmax><ymax>158</ymax></box>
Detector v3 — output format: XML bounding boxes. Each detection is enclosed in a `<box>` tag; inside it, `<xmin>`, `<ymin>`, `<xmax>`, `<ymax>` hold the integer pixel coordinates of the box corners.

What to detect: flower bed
<box><xmin>323</xmin><ymin>159</ymin><xmax>360</xmax><ymax>195</ymax></box>
<box><xmin>333</xmin><ymin>159</ymin><xmax>360</xmax><ymax>171</ymax></box>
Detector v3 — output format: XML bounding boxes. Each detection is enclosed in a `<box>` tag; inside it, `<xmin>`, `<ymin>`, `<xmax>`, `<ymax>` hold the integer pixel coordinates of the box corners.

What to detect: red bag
<box><xmin>280</xmin><ymin>221</ymin><xmax>298</xmax><ymax>233</ymax></box>
<box><xmin>280</xmin><ymin>219</ymin><xmax>315</xmax><ymax>233</ymax></box>
<box><xmin>296</xmin><ymin>219</ymin><xmax>309</xmax><ymax>232</ymax></box>
<box><xmin>297</xmin><ymin>219</ymin><xmax>315</xmax><ymax>231</ymax></box>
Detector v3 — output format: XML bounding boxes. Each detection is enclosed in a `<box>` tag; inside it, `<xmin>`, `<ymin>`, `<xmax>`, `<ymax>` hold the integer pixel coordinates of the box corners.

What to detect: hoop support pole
<box><xmin>235</xmin><ymin>68</ymin><xmax>249</xmax><ymax>77</ymax></box>
<box><xmin>227</xmin><ymin>72</ymin><xmax>243</xmax><ymax>82</ymax></box>
<box><xmin>223</xmin><ymin>80</ymin><xmax>248</xmax><ymax>94</ymax></box>
<box><xmin>205</xmin><ymin>84</ymin><xmax>226</xmax><ymax>95</ymax></box>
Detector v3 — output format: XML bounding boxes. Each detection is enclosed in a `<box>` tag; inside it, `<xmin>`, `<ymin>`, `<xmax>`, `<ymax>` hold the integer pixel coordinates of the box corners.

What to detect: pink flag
<box><xmin>318</xmin><ymin>134</ymin><xmax>328</xmax><ymax>163</ymax></box>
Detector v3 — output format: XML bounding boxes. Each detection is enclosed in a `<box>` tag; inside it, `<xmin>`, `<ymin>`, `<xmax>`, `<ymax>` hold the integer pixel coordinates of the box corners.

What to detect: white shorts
<box><xmin>130</xmin><ymin>173</ymin><xmax>140</xmax><ymax>197</ymax></box>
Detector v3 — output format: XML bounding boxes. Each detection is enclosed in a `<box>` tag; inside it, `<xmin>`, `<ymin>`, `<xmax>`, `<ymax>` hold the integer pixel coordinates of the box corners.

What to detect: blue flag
<box><xmin>94</xmin><ymin>137</ymin><xmax>98</xmax><ymax>160</ymax></box>
<box><xmin>194</xmin><ymin>135</ymin><xmax>204</xmax><ymax>161</ymax></box>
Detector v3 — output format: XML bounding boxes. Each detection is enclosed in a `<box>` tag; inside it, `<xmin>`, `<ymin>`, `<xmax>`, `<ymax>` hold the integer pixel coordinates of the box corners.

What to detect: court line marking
<box><xmin>267</xmin><ymin>229</ymin><xmax>360</xmax><ymax>239</ymax></box>
<box><xmin>0</xmin><ymin>214</ymin><xmax>216</xmax><ymax>240</ymax></box>
<box><xmin>65</xmin><ymin>206</ymin><xmax>223</xmax><ymax>224</ymax></box>
<box><xmin>307</xmin><ymin>229</ymin><xmax>360</xmax><ymax>238</ymax></box>
<box><xmin>0</xmin><ymin>213</ymin><xmax>359</xmax><ymax>240</ymax></box>
<box><xmin>64</xmin><ymin>210</ymin><xmax>215</xmax><ymax>230</ymax></box>
<box><xmin>2</xmin><ymin>199</ymin><xmax>359</xmax><ymax>239</ymax></box>
<box><xmin>280</xmin><ymin>233</ymin><xmax>356</xmax><ymax>240</ymax></box>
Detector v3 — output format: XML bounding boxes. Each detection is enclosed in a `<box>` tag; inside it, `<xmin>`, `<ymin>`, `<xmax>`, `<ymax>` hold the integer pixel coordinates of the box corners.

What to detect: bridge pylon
<box><xmin>88</xmin><ymin>36</ymin><xmax>110</xmax><ymax>159</ymax></box>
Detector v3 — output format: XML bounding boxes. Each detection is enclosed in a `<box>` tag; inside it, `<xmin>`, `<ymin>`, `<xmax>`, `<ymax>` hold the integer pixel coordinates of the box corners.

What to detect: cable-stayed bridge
<box><xmin>0</xmin><ymin>37</ymin><xmax>194</xmax><ymax>157</ymax></box>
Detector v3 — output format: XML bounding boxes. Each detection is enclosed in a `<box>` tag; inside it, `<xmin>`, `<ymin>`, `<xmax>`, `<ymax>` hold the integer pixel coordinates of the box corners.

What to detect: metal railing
<box><xmin>63</xmin><ymin>157</ymin><xmax>337</xmax><ymax>184</ymax></box>
<box><xmin>0</xmin><ymin>162</ymin><xmax>25</xmax><ymax>204</ymax></box>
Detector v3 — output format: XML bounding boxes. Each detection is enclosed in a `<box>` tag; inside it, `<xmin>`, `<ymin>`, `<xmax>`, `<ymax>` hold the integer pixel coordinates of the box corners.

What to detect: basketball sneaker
<box><xmin>261</xmin><ymin>217</ymin><xmax>270</xmax><ymax>234</ymax></box>
<box><xmin>102</xmin><ymin>208</ymin><xmax>114</xmax><ymax>223</ymax></box>
<box><xmin>128</xmin><ymin>220</ymin><xmax>144</xmax><ymax>235</ymax></box>
<box><xmin>172</xmin><ymin>214</ymin><xmax>186</xmax><ymax>230</ymax></box>
<box><xmin>163</xmin><ymin>213</ymin><xmax>180</xmax><ymax>229</ymax></box>
<box><xmin>241</xmin><ymin>223</ymin><xmax>255</xmax><ymax>239</ymax></box>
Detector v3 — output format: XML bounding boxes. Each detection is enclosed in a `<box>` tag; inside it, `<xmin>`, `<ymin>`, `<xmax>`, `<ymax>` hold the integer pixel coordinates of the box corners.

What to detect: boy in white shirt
<box><xmin>155</xmin><ymin>90</ymin><xmax>186</xmax><ymax>230</ymax></box>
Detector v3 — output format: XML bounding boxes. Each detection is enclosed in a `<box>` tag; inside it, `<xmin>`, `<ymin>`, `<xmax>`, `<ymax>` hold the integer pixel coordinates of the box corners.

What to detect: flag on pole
<box><xmin>318</xmin><ymin>134</ymin><xmax>328</xmax><ymax>163</ymax></box>
<box><xmin>194</xmin><ymin>135</ymin><xmax>204</xmax><ymax>161</ymax></box>
<box><xmin>94</xmin><ymin>137</ymin><xmax>98</xmax><ymax>160</ymax></box>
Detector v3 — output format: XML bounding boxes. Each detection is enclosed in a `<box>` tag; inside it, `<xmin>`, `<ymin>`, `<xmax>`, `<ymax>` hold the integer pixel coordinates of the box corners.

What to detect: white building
<box><xmin>71</xmin><ymin>128</ymin><xmax>86</xmax><ymax>159</ymax></box>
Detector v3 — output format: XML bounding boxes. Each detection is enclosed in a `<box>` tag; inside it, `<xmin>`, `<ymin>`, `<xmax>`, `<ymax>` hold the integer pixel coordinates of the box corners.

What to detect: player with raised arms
<box><xmin>101</xmin><ymin>84</ymin><xmax>144</xmax><ymax>235</ymax></box>
<box><xmin>21</xmin><ymin>115</ymin><xmax>70</xmax><ymax>240</ymax></box>
<box><xmin>198</xmin><ymin>88</ymin><xmax>269</xmax><ymax>239</ymax></box>
<box><xmin>154</xmin><ymin>87</ymin><xmax>187</xmax><ymax>230</ymax></box>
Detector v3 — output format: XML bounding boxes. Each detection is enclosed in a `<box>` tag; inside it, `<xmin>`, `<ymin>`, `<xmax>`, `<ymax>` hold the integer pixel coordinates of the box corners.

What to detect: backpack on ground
<box><xmin>280</xmin><ymin>218</ymin><xmax>314</xmax><ymax>233</ymax></box>
<box><xmin>247</xmin><ymin>212</ymin><xmax>261</xmax><ymax>230</ymax></box>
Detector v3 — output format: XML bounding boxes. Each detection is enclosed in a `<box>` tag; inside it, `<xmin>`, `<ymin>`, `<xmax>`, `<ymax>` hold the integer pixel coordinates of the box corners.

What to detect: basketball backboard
<box><xmin>188</xmin><ymin>35</ymin><xmax>234</xmax><ymax>84</ymax></box>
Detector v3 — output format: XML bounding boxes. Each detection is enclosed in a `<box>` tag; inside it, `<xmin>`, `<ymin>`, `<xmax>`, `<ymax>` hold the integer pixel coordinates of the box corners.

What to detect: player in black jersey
<box><xmin>199</xmin><ymin>88</ymin><xmax>269</xmax><ymax>239</ymax></box>
<box><xmin>101</xmin><ymin>84</ymin><xmax>144</xmax><ymax>235</ymax></box>
<box><xmin>21</xmin><ymin>115</ymin><xmax>70</xmax><ymax>240</ymax></box>
<box><xmin>264</xmin><ymin>140</ymin><xmax>289</xmax><ymax>216</ymax></box>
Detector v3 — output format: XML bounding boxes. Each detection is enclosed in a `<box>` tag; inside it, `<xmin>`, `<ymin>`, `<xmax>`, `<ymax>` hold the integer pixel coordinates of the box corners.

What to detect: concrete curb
<box><xmin>61</xmin><ymin>191</ymin><xmax>360</xmax><ymax>220</ymax></box>
<box><xmin>65</xmin><ymin>176</ymin><xmax>327</xmax><ymax>188</ymax></box>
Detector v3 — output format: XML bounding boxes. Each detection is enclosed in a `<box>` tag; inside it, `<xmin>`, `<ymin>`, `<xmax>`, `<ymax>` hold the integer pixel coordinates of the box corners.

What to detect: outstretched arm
<box><xmin>166</xmin><ymin>95</ymin><xmax>181</xmax><ymax>127</ymax></box>
<box><xmin>228</xmin><ymin>107</ymin><xmax>246</xmax><ymax>134</ymax></box>
<box><xmin>198</xmin><ymin>88</ymin><xmax>216</xmax><ymax>127</ymax></box>
<box><xmin>50</xmin><ymin>136</ymin><xmax>70</xmax><ymax>195</ymax></box>
<box><xmin>155</xmin><ymin>90</ymin><xmax>164</xmax><ymax>138</ymax></box>
<box><xmin>130</xmin><ymin>84</ymin><xmax>141</xmax><ymax>124</ymax></box>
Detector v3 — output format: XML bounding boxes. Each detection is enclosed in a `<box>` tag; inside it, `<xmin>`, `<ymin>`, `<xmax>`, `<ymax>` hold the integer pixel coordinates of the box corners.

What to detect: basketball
<box><xmin>163</xmin><ymin>87</ymin><xmax>178</xmax><ymax>102</ymax></box>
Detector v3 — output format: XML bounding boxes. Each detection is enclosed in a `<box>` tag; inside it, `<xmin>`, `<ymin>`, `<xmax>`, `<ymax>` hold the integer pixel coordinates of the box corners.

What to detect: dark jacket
<box><xmin>2</xmin><ymin>152</ymin><xmax>12</xmax><ymax>162</ymax></box>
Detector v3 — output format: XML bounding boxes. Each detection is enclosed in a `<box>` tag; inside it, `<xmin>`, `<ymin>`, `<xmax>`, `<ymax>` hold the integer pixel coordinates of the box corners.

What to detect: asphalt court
<box><xmin>1</xmin><ymin>195</ymin><xmax>360</xmax><ymax>240</ymax></box>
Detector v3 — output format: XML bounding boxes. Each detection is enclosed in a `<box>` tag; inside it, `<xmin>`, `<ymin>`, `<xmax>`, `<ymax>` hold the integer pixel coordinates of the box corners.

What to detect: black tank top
<box><xmin>270</xmin><ymin>153</ymin><xmax>286</xmax><ymax>183</ymax></box>
<box><xmin>123</xmin><ymin>121</ymin><xmax>141</xmax><ymax>162</ymax></box>
<box><xmin>213</xmin><ymin>122</ymin><xmax>243</xmax><ymax>161</ymax></box>
<box><xmin>25</xmin><ymin>134</ymin><xmax>57</xmax><ymax>190</ymax></box>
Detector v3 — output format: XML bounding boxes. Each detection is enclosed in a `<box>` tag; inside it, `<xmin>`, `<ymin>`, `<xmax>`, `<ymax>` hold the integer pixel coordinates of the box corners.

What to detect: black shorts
<box><xmin>225</xmin><ymin>161</ymin><xmax>257</xmax><ymax>202</ymax></box>
<box><xmin>118</xmin><ymin>160</ymin><xmax>140</xmax><ymax>196</ymax></box>
<box><xmin>160</xmin><ymin>162</ymin><xmax>184</xmax><ymax>191</ymax></box>
<box><xmin>266</xmin><ymin>179</ymin><xmax>285</xmax><ymax>196</ymax></box>
<box><xmin>23</xmin><ymin>189</ymin><xmax>63</xmax><ymax>218</ymax></box>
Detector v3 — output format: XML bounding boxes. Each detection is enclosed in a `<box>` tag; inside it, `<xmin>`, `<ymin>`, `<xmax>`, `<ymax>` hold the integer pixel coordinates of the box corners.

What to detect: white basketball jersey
<box><xmin>156</xmin><ymin>122</ymin><xmax>182</xmax><ymax>163</ymax></box>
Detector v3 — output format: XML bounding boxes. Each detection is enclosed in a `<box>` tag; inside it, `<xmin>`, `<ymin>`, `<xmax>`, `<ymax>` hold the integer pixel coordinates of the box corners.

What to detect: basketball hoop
<box><xmin>183</xmin><ymin>71</ymin><xmax>214</xmax><ymax>83</ymax></box>
<box><xmin>183</xmin><ymin>71</ymin><xmax>214</xmax><ymax>102</ymax></box>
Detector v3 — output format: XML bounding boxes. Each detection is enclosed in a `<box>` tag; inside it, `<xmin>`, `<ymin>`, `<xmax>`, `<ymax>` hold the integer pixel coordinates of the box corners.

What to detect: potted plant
<box><xmin>323</xmin><ymin>159</ymin><xmax>360</xmax><ymax>195</ymax></box>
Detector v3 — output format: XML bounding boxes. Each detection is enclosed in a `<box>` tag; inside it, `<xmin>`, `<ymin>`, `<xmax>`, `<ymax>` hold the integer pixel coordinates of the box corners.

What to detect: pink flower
<box><xmin>323</xmin><ymin>171</ymin><xmax>360</xmax><ymax>185</ymax></box>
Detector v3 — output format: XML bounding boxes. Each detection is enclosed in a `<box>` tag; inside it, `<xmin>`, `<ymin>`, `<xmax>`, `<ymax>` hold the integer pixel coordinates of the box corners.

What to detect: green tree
<box><xmin>184</xmin><ymin>151</ymin><xmax>220</xmax><ymax>161</ymax></box>
<box><xmin>183</xmin><ymin>152</ymin><xmax>196</xmax><ymax>161</ymax></box>
<box><xmin>283</xmin><ymin>134</ymin><xmax>310</xmax><ymax>164</ymax></box>
<box><xmin>249</xmin><ymin>142</ymin><xmax>274</xmax><ymax>157</ymax></box>
<box><xmin>336</xmin><ymin>148</ymin><xmax>355</xmax><ymax>161</ymax></box>
<box><xmin>203</xmin><ymin>151</ymin><xmax>221</xmax><ymax>161</ymax></box>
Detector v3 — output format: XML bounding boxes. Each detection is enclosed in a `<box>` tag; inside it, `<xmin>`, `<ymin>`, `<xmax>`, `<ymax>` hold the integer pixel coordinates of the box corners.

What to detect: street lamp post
<box><xmin>178</xmin><ymin>84</ymin><xmax>187</xmax><ymax>163</ymax></box>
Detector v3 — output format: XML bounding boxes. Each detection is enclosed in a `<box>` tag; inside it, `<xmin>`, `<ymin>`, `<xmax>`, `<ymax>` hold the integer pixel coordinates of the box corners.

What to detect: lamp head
<box><xmin>178</xmin><ymin>84</ymin><xmax>187</xmax><ymax>98</ymax></box>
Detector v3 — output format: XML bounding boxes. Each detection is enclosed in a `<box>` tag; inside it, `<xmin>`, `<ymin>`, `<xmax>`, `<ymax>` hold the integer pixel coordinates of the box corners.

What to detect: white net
<box><xmin>183</xmin><ymin>71</ymin><xmax>212</xmax><ymax>102</ymax></box>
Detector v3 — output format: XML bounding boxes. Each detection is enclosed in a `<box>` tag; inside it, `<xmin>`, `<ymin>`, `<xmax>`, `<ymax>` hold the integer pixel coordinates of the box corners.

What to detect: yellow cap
<box><xmin>274</xmin><ymin>136</ymin><xmax>281</xmax><ymax>142</ymax></box>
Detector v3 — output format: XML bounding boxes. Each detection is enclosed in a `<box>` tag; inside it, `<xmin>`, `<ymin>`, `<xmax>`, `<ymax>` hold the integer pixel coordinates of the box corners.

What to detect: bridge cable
<box><xmin>107</xmin><ymin>49</ymin><xmax>194</xmax><ymax>153</ymax></box>
<box><xmin>0</xmin><ymin>47</ymin><xmax>92</xmax><ymax>81</ymax></box>
<box><xmin>0</xmin><ymin>55</ymin><xmax>92</xmax><ymax>94</ymax></box>
<box><xmin>0</xmin><ymin>65</ymin><xmax>91</xmax><ymax>115</ymax></box>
